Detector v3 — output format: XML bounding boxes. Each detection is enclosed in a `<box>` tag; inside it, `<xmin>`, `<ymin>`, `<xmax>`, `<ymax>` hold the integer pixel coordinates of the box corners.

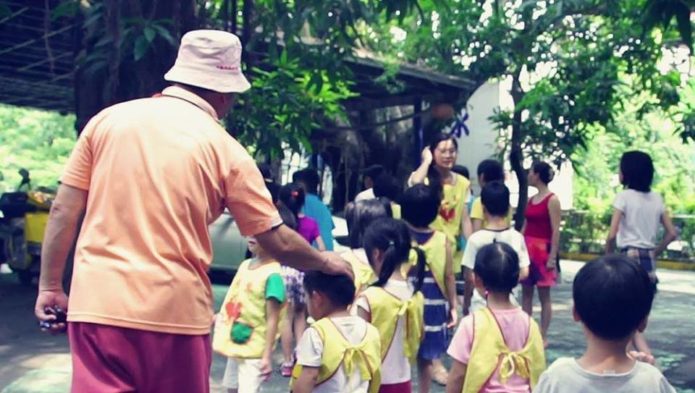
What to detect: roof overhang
<box><xmin>0</xmin><ymin>1</ymin><xmax>473</xmax><ymax>114</ymax></box>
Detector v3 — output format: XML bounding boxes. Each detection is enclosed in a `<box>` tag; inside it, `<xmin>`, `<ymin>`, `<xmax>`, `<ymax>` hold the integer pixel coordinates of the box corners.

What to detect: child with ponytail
<box><xmin>401</xmin><ymin>184</ymin><xmax>458</xmax><ymax>392</ymax></box>
<box><xmin>447</xmin><ymin>242</ymin><xmax>545</xmax><ymax>393</ymax></box>
<box><xmin>355</xmin><ymin>219</ymin><xmax>425</xmax><ymax>393</ymax></box>
<box><xmin>343</xmin><ymin>198</ymin><xmax>393</xmax><ymax>293</ymax></box>
<box><xmin>277</xmin><ymin>183</ymin><xmax>325</xmax><ymax>377</ymax></box>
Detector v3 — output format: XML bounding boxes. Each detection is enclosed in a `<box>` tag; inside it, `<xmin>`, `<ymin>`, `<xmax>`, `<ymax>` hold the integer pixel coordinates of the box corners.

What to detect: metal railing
<box><xmin>560</xmin><ymin>211</ymin><xmax>695</xmax><ymax>263</ymax></box>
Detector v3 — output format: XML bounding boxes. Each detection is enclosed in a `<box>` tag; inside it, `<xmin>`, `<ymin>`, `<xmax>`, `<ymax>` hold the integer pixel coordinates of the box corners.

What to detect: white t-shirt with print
<box><xmin>355</xmin><ymin>188</ymin><xmax>375</xmax><ymax>202</ymax></box>
<box><xmin>461</xmin><ymin>227</ymin><xmax>530</xmax><ymax>270</ymax></box>
<box><xmin>613</xmin><ymin>189</ymin><xmax>665</xmax><ymax>249</ymax></box>
<box><xmin>461</xmin><ymin>228</ymin><xmax>530</xmax><ymax>311</ymax></box>
<box><xmin>535</xmin><ymin>357</ymin><xmax>676</xmax><ymax>393</ymax></box>
<box><xmin>296</xmin><ymin>316</ymin><xmax>370</xmax><ymax>393</ymax></box>
<box><xmin>355</xmin><ymin>279</ymin><xmax>413</xmax><ymax>385</ymax></box>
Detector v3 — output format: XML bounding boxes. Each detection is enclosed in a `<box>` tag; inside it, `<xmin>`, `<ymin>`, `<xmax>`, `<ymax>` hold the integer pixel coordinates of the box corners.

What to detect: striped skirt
<box><xmin>416</xmin><ymin>270</ymin><xmax>449</xmax><ymax>360</ymax></box>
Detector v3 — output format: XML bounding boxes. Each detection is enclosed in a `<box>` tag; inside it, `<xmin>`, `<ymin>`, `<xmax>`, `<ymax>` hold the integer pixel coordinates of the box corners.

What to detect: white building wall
<box><xmin>449</xmin><ymin>80</ymin><xmax>574</xmax><ymax>210</ymax></box>
<box><xmin>454</xmin><ymin>81</ymin><xmax>504</xmax><ymax>194</ymax></box>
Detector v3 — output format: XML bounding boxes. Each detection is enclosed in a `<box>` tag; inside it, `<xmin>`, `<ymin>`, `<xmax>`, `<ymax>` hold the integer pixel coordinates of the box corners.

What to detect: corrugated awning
<box><xmin>0</xmin><ymin>1</ymin><xmax>473</xmax><ymax>114</ymax></box>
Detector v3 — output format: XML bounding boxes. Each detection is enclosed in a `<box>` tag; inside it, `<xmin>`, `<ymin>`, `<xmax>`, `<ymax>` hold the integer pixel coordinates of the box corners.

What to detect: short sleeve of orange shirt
<box><xmin>61</xmin><ymin>110</ymin><xmax>107</xmax><ymax>191</ymax></box>
<box><xmin>224</xmin><ymin>155</ymin><xmax>282</xmax><ymax>236</ymax></box>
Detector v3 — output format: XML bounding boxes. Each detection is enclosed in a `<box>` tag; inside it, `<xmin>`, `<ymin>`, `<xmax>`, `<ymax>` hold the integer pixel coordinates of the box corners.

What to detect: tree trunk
<box><xmin>509</xmin><ymin>72</ymin><xmax>527</xmax><ymax>231</ymax></box>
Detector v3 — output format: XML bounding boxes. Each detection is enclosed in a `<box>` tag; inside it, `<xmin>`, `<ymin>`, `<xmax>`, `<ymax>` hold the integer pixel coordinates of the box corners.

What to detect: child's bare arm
<box><xmin>547</xmin><ymin>196</ymin><xmax>562</xmax><ymax>268</ymax></box>
<box><xmin>519</xmin><ymin>266</ymin><xmax>530</xmax><ymax>281</ymax></box>
<box><xmin>355</xmin><ymin>296</ymin><xmax>371</xmax><ymax>322</ymax></box>
<box><xmin>462</xmin><ymin>267</ymin><xmax>474</xmax><ymax>316</ymax></box>
<box><xmin>655</xmin><ymin>211</ymin><xmax>678</xmax><ymax>257</ymax></box>
<box><xmin>293</xmin><ymin>366</ymin><xmax>319</xmax><ymax>393</ymax></box>
<box><xmin>315</xmin><ymin>235</ymin><xmax>326</xmax><ymax>252</ymax></box>
<box><xmin>445</xmin><ymin>359</ymin><xmax>467</xmax><ymax>393</ymax></box>
<box><xmin>471</xmin><ymin>218</ymin><xmax>483</xmax><ymax>233</ymax></box>
<box><xmin>261</xmin><ymin>298</ymin><xmax>282</xmax><ymax>376</ymax></box>
<box><xmin>460</xmin><ymin>188</ymin><xmax>473</xmax><ymax>239</ymax></box>
<box><xmin>605</xmin><ymin>208</ymin><xmax>622</xmax><ymax>253</ymax></box>
<box><xmin>445</xmin><ymin>239</ymin><xmax>458</xmax><ymax>327</ymax></box>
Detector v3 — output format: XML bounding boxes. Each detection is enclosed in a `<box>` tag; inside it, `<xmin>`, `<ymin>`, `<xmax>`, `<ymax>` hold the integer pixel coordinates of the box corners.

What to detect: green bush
<box><xmin>0</xmin><ymin>105</ymin><xmax>76</xmax><ymax>192</ymax></box>
<box><xmin>561</xmin><ymin>211</ymin><xmax>694</xmax><ymax>262</ymax></box>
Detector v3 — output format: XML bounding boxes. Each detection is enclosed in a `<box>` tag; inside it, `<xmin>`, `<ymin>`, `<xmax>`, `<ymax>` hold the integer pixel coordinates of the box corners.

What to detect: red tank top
<box><xmin>524</xmin><ymin>193</ymin><xmax>554</xmax><ymax>240</ymax></box>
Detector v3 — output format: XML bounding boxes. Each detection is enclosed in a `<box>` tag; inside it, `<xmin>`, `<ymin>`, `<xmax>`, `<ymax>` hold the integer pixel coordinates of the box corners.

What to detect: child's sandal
<box><xmin>280</xmin><ymin>362</ymin><xmax>293</xmax><ymax>377</ymax></box>
<box><xmin>432</xmin><ymin>366</ymin><xmax>448</xmax><ymax>386</ymax></box>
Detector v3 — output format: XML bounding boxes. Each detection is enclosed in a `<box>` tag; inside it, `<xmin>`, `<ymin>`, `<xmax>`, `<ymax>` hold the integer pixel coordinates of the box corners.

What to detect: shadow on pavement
<box><xmin>2</xmin><ymin>263</ymin><xmax>695</xmax><ymax>392</ymax></box>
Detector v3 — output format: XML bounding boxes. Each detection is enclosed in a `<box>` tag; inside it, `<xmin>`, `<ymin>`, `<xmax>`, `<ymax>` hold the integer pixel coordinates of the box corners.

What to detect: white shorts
<box><xmin>222</xmin><ymin>357</ymin><xmax>265</xmax><ymax>392</ymax></box>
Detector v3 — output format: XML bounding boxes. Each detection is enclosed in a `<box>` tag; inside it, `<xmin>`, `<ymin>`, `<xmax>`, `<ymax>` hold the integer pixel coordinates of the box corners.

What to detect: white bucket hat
<box><xmin>164</xmin><ymin>30</ymin><xmax>251</xmax><ymax>93</ymax></box>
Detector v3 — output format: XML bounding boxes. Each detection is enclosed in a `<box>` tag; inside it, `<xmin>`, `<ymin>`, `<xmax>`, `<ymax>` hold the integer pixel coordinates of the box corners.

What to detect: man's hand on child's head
<box><xmin>320</xmin><ymin>252</ymin><xmax>354</xmax><ymax>279</ymax></box>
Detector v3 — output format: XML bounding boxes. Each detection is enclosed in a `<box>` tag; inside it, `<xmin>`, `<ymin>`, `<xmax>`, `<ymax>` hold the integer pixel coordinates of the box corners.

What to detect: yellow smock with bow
<box><xmin>426</xmin><ymin>174</ymin><xmax>469</xmax><ymax>274</ymax></box>
<box><xmin>461</xmin><ymin>308</ymin><xmax>546</xmax><ymax>393</ymax></box>
<box><xmin>212</xmin><ymin>259</ymin><xmax>285</xmax><ymax>358</ymax></box>
<box><xmin>290</xmin><ymin>318</ymin><xmax>382</xmax><ymax>393</ymax></box>
<box><xmin>340</xmin><ymin>250</ymin><xmax>376</xmax><ymax>294</ymax></box>
<box><xmin>361</xmin><ymin>286</ymin><xmax>424</xmax><ymax>363</ymax></box>
<box><xmin>402</xmin><ymin>231</ymin><xmax>448</xmax><ymax>297</ymax></box>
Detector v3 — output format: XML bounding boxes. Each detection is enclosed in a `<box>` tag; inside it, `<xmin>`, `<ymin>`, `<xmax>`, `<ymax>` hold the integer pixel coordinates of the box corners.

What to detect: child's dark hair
<box><xmin>531</xmin><ymin>161</ymin><xmax>555</xmax><ymax>184</ymax></box>
<box><xmin>573</xmin><ymin>254</ymin><xmax>655</xmax><ymax>340</ymax></box>
<box><xmin>364</xmin><ymin>165</ymin><xmax>385</xmax><ymax>182</ymax></box>
<box><xmin>278</xmin><ymin>204</ymin><xmax>297</xmax><ymax>230</ymax></box>
<box><xmin>257</xmin><ymin>163</ymin><xmax>280</xmax><ymax>202</ymax></box>
<box><xmin>292</xmin><ymin>168</ymin><xmax>320</xmax><ymax>194</ymax></box>
<box><xmin>477</xmin><ymin>159</ymin><xmax>504</xmax><ymax>184</ymax></box>
<box><xmin>474</xmin><ymin>242</ymin><xmax>520</xmax><ymax>293</ymax></box>
<box><xmin>278</xmin><ymin>183</ymin><xmax>306</xmax><ymax>223</ymax></box>
<box><xmin>304</xmin><ymin>269</ymin><xmax>356</xmax><ymax>308</ymax></box>
<box><xmin>363</xmin><ymin>218</ymin><xmax>426</xmax><ymax>292</ymax></box>
<box><xmin>426</xmin><ymin>133</ymin><xmax>459</xmax><ymax>194</ymax></box>
<box><xmin>373</xmin><ymin>173</ymin><xmax>402</xmax><ymax>202</ymax></box>
<box><xmin>452</xmin><ymin>165</ymin><xmax>470</xmax><ymax>179</ymax></box>
<box><xmin>345</xmin><ymin>199</ymin><xmax>393</xmax><ymax>248</ymax></box>
<box><xmin>400</xmin><ymin>184</ymin><xmax>441</xmax><ymax>228</ymax></box>
<box><xmin>480</xmin><ymin>181</ymin><xmax>510</xmax><ymax>217</ymax></box>
<box><xmin>620</xmin><ymin>151</ymin><xmax>654</xmax><ymax>192</ymax></box>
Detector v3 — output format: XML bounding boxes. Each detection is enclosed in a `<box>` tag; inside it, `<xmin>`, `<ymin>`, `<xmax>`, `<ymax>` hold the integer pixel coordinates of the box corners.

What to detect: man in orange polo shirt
<box><xmin>34</xmin><ymin>30</ymin><xmax>350</xmax><ymax>392</ymax></box>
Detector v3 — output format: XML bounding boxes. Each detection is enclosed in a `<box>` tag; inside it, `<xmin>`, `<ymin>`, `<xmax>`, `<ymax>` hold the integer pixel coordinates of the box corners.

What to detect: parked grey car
<box><xmin>209</xmin><ymin>211</ymin><xmax>348</xmax><ymax>273</ymax></box>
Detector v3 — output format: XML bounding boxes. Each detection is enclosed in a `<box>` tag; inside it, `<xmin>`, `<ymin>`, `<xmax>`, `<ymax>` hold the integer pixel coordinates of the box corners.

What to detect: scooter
<box><xmin>0</xmin><ymin>169</ymin><xmax>53</xmax><ymax>285</ymax></box>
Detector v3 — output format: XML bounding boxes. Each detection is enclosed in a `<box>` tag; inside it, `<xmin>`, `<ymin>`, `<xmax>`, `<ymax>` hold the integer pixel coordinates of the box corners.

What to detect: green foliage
<box><xmin>493</xmin><ymin>1</ymin><xmax>674</xmax><ymax>163</ymax></box>
<box><xmin>80</xmin><ymin>5</ymin><xmax>177</xmax><ymax>77</ymax></box>
<box><xmin>677</xmin><ymin>78</ymin><xmax>695</xmax><ymax>142</ymax></box>
<box><xmin>67</xmin><ymin>0</ymin><xmax>419</xmax><ymax>157</ymax></box>
<box><xmin>569</xmin><ymin>76</ymin><xmax>695</xmax><ymax>259</ymax></box>
<box><xmin>363</xmin><ymin>0</ymin><xmax>691</xmax><ymax>148</ymax></box>
<box><xmin>208</xmin><ymin>0</ymin><xmax>420</xmax><ymax>157</ymax></box>
<box><xmin>353</xmin><ymin>0</ymin><xmax>692</xmax><ymax>227</ymax></box>
<box><xmin>0</xmin><ymin>105</ymin><xmax>76</xmax><ymax>192</ymax></box>
<box><xmin>227</xmin><ymin>52</ymin><xmax>356</xmax><ymax>158</ymax></box>
<box><xmin>642</xmin><ymin>0</ymin><xmax>695</xmax><ymax>52</ymax></box>
<box><xmin>50</xmin><ymin>0</ymin><xmax>80</xmax><ymax>20</ymax></box>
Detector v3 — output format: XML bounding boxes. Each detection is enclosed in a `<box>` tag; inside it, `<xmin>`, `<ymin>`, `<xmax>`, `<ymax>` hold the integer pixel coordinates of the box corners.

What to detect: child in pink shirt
<box><xmin>446</xmin><ymin>242</ymin><xmax>546</xmax><ymax>393</ymax></box>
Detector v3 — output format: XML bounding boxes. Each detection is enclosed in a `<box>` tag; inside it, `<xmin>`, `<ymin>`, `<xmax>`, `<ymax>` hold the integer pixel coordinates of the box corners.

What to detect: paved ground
<box><xmin>1</xmin><ymin>261</ymin><xmax>694</xmax><ymax>392</ymax></box>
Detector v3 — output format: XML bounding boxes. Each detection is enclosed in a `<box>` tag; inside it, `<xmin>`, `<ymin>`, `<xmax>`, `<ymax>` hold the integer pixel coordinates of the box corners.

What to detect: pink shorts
<box><xmin>69</xmin><ymin>322</ymin><xmax>211</xmax><ymax>393</ymax></box>
<box><xmin>520</xmin><ymin>236</ymin><xmax>556</xmax><ymax>288</ymax></box>
<box><xmin>379</xmin><ymin>381</ymin><xmax>412</xmax><ymax>393</ymax></box>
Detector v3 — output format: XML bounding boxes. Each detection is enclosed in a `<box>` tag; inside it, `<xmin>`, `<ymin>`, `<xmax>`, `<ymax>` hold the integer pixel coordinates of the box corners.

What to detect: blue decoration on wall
<box><xmin>449</xmin><ymin>109</ymin><xmax>470</xmax><ymax>138</ymax></box>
